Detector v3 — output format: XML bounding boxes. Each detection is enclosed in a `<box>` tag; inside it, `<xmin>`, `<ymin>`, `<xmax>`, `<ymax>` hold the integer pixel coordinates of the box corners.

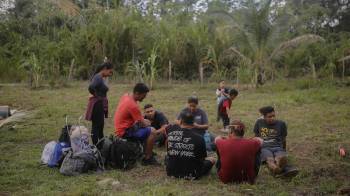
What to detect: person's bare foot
<box><xmin>275</xmin><ymin>156</ymin><xmax>288</xmax><ymax>170</ymax></box>
<box><xmin>267</xmin><ymin>158</ymin><xmax>282</xmax><ymax>175</ymax></box>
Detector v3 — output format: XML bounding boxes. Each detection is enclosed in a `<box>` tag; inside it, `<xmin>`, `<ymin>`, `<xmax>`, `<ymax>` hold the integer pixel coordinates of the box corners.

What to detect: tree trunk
<box><xmin>199</xmin><ymin>62</ymin><xmax>204</xmax><ymax>87</ymax></box>
<box><xmin>343</xmin><ymin>60</ymin><xmax>345</xmax><ymax>81</ymax></box>
<box><xmin>168</xmin><ymin>60</ymin><xmax>172</xmax><ymax>84</ymax></box>
<box><xmin>310</xmin><ymin>57</ymin><xmax>317</xmax><ymax>80</ymax></box>
<box><xmin>68</xmin><ymin>59</ymin><xmax>75</xmax><ymax>81</ymax></box>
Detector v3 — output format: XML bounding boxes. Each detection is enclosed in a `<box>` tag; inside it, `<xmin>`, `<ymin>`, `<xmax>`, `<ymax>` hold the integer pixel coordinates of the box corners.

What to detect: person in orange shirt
<box><xmin>114</xmin><ymin>83</ymin><xmax>161</xmax><ymax>166</ymax></box>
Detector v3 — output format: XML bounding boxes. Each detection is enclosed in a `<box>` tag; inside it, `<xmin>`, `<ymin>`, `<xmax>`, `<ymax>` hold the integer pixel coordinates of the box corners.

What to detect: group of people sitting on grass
<box><xmin>87</xmin><ymin>62</ymin><xmax>298</xmax><ymax>184</ymax></box>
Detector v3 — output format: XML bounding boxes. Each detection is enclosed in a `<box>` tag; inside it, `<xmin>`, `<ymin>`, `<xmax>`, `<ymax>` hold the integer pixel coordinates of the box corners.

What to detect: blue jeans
<box><xmin>261</xmin><ymin>147</ymin><xmax>287</xmax><ymax>162</ymax></box>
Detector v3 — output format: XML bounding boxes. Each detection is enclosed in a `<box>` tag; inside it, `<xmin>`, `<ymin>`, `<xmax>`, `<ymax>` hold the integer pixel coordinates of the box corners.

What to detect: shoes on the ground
<box><xmin>142</xmin><ymin>156</ymin><xmax>161</xmax><ymax>166</ymax></box>
<box><xmin>281</xmin><ymin>165</ymin><xmax>299</xmax><ymax>178</ymax></box>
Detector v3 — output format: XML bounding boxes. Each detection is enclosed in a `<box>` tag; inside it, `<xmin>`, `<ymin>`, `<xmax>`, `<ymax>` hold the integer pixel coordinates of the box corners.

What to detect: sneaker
<box><xmin>142</xmin><ymin>156</ymin><xmax>161</xmax><ymax>166</ymax></box>
<box><xmin>281</xmin><ymin>166</ymin><xmax>299</xmax><ymax>178</ymax></box>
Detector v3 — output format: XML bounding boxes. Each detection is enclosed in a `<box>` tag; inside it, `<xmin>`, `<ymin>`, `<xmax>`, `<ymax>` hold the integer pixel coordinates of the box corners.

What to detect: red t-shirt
<box><xmin>114</xmin><ymin>94</ymin><xmax>143</xmax><ymax>137</ymax></box>
<box><xmin>220</xmin><ymin>99</ymin><xmax>232</xmax><ymax>114</ymax></box>
<box><xmin>216</xmin><ymin>137</ymin><xmax>261</xmax><ymax>184</ymax></box>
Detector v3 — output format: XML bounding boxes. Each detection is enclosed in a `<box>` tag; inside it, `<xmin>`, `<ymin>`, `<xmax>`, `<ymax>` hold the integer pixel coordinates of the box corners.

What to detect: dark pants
<box><xmin>164</xmin><ymin>156</ymin><xmax>214</xmax><ymax>179</ymax></box>
<box><xmin>91</xmin><ymin>100</ymin><xmax>104</xmax><ymax>147</ymax></box>
<box><xmin>201</xmin><ymin>160</ymin><xmax>214</xmax><ymax>176</ymax></box>
<box><xmin>219</xmin><ymin>113</ymin><xmax>230</xmax><ymax>127</ymax></box>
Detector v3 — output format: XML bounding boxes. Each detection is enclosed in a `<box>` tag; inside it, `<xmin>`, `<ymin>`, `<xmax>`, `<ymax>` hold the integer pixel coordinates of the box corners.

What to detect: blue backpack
<box><xmin>48</xmin><ymin>142</ymin><xmax>70</xmax><ymax>168</ymax></box>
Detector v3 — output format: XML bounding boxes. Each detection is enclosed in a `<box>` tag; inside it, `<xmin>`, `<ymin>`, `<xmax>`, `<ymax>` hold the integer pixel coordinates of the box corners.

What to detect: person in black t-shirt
<box><xmin>144</xmin><ymin>104</ymin><xmax>169</xmax><ymax>147</ymax></box>
<box><xmin>166</xmin><ymin>112</ymin><xmax>216</xmax><ymax>180</ymax></box>
<box><xmin>253</xmin><ymin>106</ymin><xmax>298</xmax><ymax>177</ymax></box>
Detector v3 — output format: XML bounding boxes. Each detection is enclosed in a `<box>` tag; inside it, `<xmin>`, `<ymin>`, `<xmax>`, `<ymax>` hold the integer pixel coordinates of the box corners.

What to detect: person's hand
<box><xmin>253</xmin><ymin>137</ymin><xmax>264</xmax><ymax>146</ymax></box>
<box><xmin>156</xmin><ymin>129</ymin><xmax>163</xmax><ymax>135</ymax></box>
<box><xmin>206</xmin><ymin>157</ymin><xmax>217</xmax><ymax>164</ymax></box>
<box><xmin>143</xmin><ymin>119</ymin><xmax>151</xmax><ymax>127</ymax></box>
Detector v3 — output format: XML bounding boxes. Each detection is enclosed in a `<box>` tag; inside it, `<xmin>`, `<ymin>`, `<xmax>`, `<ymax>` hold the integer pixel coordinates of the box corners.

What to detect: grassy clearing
<box><xmin>0</xmin><ymin>80</ymin><xmax>349</xmax><ymax>195</ymax></box>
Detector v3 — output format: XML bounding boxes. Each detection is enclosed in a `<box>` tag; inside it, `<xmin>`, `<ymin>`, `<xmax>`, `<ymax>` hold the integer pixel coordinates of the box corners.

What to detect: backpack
<box><xmin>109</xmin><ymin>136</ymin><xmax>142</xmax><ymax>170</ymax></box>
<box><xmin>41</xmin><ymin>141</ymin><xmax>57</xmax><ymax>164</ymax></box>
<box><xmin>58</xmin><ymin>125</ymin><xmax>72</xmax><ymax>146</ymax></box>
<box><xmin>48</xmin><ymin>142</ymin><xmax>71</xmax><ymax>168</ymax></box>
<box><xmin>70</xmin><ymin>126</ymin><xmax>90</xmax><ymax>154</ymax></box>
<box><xmin>96</xmin><ymin>136</ymin><xmax>113</xmax><ymax>166</ymax></box>
<box><xmin>60</xmin><ymin>145</ymin><xmax>104</xmax><ymax>176</ymax></box>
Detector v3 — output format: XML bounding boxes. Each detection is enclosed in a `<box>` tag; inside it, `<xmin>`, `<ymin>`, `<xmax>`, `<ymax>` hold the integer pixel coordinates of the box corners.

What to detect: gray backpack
<box><xmin>59</xmin><ymin>145</ymin><xmax>104</xmax><ymax>176</ymax></box>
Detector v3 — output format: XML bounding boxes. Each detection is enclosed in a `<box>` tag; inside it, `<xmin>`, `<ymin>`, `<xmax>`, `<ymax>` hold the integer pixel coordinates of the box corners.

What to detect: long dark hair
<box><xmin>93</xmin><ymin>62</ymin><xmax>113</xmax><ymax>76</ymax></box>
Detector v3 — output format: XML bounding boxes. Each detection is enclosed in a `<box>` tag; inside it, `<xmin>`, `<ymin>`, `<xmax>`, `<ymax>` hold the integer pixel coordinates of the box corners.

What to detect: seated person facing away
<box><xmin>176</xmin><ymin>96</ymin><xmax>209</xmax><ymax>136</ymax></box>
<box><xmin>215</xmin><ymin>120</ymin><xmax>262</xmax><ymax>184</ymax></box>
<box><xmin>166</xmin><ymin>112</ymin><xmax>216</xmax><ymax>180</ymax></box>
<box><xmin>114</xmin><ymin>83</ymin><xmax>161</xmax><ymax>166</ymax></box>
<box><xmin>253</xmin><ymin>106</ymin><xmax>297</xmax><ymax>176</ymax></box>
<box><xmin>144</xmin><ymin>104</ymin><xmax>169</xmax><ymax>147</ymax></box>
<box><xmin>217</xmin><ymin>88</ymin><xmax>238</xmax><ymax>129</ymax></box>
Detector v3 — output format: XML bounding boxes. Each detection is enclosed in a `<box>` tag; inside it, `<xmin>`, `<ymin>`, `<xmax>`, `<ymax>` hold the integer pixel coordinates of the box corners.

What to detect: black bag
<box><xmin>109</xmin><ymin>136</ymin><xmax>142</xmax><ymax>170</ymax></box>
<box><xmin>58</xmin><ymin>125</ymin><xmax>72</xmax><ymax>146</ymax></box>
<box><xmin>96</xmin><ymin>136</ymin><xmax>113</xmax><ymax>166</ymax></box>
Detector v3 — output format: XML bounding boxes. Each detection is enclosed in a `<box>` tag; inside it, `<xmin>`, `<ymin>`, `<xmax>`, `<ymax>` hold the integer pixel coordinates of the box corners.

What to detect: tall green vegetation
<box><xmin>0</xmin><ymin>0</ymin><xmax>349</xmax><ymax>87</ymax></box>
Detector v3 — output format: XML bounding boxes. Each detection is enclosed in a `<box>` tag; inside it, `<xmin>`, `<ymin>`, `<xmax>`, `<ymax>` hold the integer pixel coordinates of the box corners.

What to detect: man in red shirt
<box><xmin>114</xmin><ymin>83</ymin><xmax>161</xmax><ymax>165</ymax></box>
<box><xmin>215</xmin><ymin>120</ymin><xmax>263</xmax><ymax>184</ymax></box>
<box><xmin>217</xmin><ymin>89</ymin><xmax>238</xmax><ymax>130</ymax></box>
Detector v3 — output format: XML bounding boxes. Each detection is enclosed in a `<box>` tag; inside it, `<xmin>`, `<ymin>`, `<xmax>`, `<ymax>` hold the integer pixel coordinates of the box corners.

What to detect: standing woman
<box><xmin>85</xmin><ymin>62</ymin><xmax>113</xmax><ymax>147</ymax></box>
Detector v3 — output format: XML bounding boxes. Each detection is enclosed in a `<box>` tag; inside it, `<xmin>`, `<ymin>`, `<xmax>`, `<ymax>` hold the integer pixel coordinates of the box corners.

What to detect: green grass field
<box><xmin>0</xmin><ymin>81</ymin><xmax>349</xmax><ymax>195</ymax></box>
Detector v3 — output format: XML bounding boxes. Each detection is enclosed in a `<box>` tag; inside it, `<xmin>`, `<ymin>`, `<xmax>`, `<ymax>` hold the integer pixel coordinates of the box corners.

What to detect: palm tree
<box><xmin>210</xmin><ymin>0</ymin><xmax>324</xmax><ymax>86</ymax></box>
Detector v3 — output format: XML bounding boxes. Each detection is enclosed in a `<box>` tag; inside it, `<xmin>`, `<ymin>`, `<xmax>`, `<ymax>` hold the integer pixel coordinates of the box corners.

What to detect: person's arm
<box><xmin>156</xmin><ymin>113</ymin><xmax>169</xmax><ymax>134</ymax></box>
<box><xmin>129</xmin><ymin>106</ymin><xmax>150</xmax><ymax>128</ymax></box>
<box><xmin>157</xmin><ymin>124</ymin><xmax>168</xmax><ymax>134</ymax></box>
<box><xmin>252</xmin><ymin>137</ymin><xmax>263</xmax><ymax>147</ymax></box>
<box><xmin>194</xmin><ymin>110</ymin><xmax>209</xmax><ymax>130</ymax></box>
<box><xmin>222</xmin><ymin>91</ymin><xmax>230</xmax><ymax>98</ymax></box>
<box><xmin>216</xmin><ymin>89</ymin><xmax>221</xmax><ymax>97</ymax></box>
<box><xmin>175</xmin><ymin>111</ymin><xmax>183</xmax><ymax>125</ymax></box>
<box><xmin>222</xmin><ymin>100</ymin><xmax>231</xmax><ymax>117</ymax></box>
<box><xmin>140</xmin><ymin>119</ymin><xmax>151</xmax><ymax>127</ymax></box>
<box><xmin>253</xmin><ymin>120</ymin><xmax>260</xmax><ymax>137</ymax></box>
<box><xmin>225</xmin><ymin>105</ymin><xmax>231</xmax><ymax>117</ymax></box>
<box><xmin>193</xmin><ymin>123</ymin><xmax>209</xmax><ymax>130</ymax></box>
